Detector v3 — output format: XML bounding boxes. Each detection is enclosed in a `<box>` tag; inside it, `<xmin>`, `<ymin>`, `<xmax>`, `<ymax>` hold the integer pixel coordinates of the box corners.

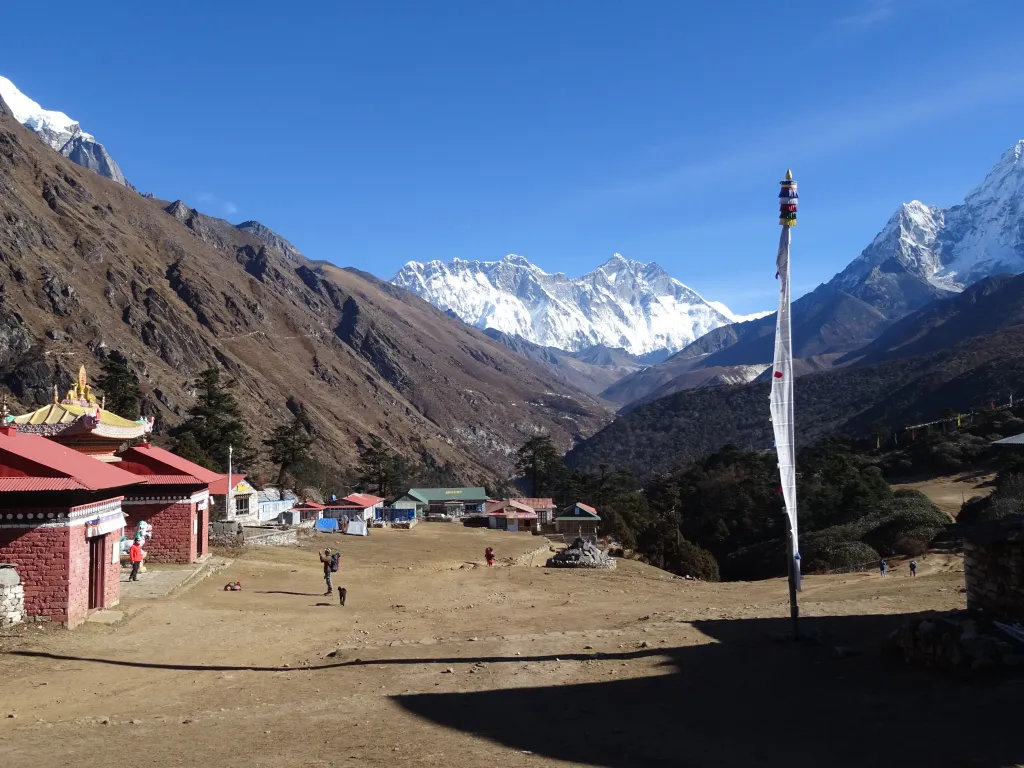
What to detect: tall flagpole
<box><xmin>772</xmin><ymin>169</ymin><xmax>800</xmax><ymax>638</ymax></box>
<box><xmin>228</xmin><ymin>445</ymin><xmax>234</xmax><ymax>520</ymax></box>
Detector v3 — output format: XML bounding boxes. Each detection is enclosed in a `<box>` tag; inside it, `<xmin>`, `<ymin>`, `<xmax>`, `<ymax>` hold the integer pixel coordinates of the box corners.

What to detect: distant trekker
<box><xmin>319</xmin><ymin>548</ymin><xmax>339</xmax><ymax>595</ymax></box>
<box><xmin>128</xmin><ymin>538</ymin><xmax>145</xmax><ymax>582</ymax></box>
<box><xmin>880</xmin><ymin>559</ymin><xmax>887</xmax><ymax>577</ymax></box>
<box><xmin>909</xmin><ymin>559</ymin><xmax>917</xmax><ymax>577</ymax></box>
<box><xmin>485</xmin><ymin>547</ymin><xmax>495</xmax><ymax>568</ymax></box>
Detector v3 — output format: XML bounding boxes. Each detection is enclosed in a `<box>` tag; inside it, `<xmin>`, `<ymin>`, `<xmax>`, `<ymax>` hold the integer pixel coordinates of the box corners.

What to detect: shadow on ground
<box><xmin>395</xmin><ymin>613</ymin><xmax>1024</xmax><ymax>768</ymax></box>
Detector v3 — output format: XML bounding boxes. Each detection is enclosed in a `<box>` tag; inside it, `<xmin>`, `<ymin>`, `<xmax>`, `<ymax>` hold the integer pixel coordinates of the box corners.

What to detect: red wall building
<box><xmin>0</xmin><ymin>425</ymin><xmax>142</xmax><ymax>627</ymax></box>
<box><xmin>116</xmin><ymin>443</ymin><xmax>221</xmax><ymax>564</ymax></box>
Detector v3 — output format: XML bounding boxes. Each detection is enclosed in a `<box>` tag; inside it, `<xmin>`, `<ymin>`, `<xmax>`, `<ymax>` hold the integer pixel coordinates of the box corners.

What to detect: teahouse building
<box><xmin>116</xmin><ymin>443</ymin><xmax>221</xmax><ymax>563</ymax></box>
<box><xmin>210</xmin><ymin>473</ymin><xmax>258</xmax><ymax>522</ymax></box>
<box><xmin>511</xmin><ymin>497</ymin><xmax>557</xmax><ymax>525</ymax></box>
<box><xmin>486</xmin><ymin>499</ymin><xmax>539</xmax><ymax>532</ymax></box>
<box><xmin>0</xmin><ymin>423</ymin><xmax>143</xmax><ymax>627</ymax></box>
<box><xmin>555</xmin><ymin>503</ymin><xmax>601</xmax><ymax>538</ymax></box>
<box><xmin>393</xmin><ymin>488</ymin><xmax>488</xmax><ymax>518</ymax></box>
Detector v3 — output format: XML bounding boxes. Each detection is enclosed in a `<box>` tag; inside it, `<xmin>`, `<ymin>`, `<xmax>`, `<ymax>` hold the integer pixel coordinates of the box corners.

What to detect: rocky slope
<box><xmin>481</xmin><ymin>330</ymin><xmax>642</xmax><ymax>398</ymax></box>
<box><xmin>0</xmin><ymin>75</ymin><xmax>128</xmax><ymax>187</ymax></box>
<box><xmin>0</xmin><ymin>102</ymin><xmax>608</xmax><ymax>481</ymax></box>
<box><xmin>393</xmin><ymin>253</ymin><xmax>745</xmax><ymax>356</ymax></box>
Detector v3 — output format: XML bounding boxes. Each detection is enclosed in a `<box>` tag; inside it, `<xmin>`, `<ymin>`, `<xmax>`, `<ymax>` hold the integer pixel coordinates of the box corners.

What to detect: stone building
<box><xmin>116</xmin><ymin>443</ymin><xmax>220</xmax><ymax>563</ymax></box>
<box><xmin>0</xmin><ymin>423</ymin><xmax>142</xmax><ymax>627</ymax></box>
<box><xmin>959</xmin><ymin>515</ymin><xmax>1024</xmax><ymax>620</ymax></box>
<box><xmin>210</xmin><ymin>473</ymin><xmax>258</xmax><ymax>523</ymax></box>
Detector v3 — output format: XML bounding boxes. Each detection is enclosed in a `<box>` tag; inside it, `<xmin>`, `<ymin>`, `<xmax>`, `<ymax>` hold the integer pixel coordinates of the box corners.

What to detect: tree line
<box><xmin>93</xmin><ymin>352</ymin><xmax>464</xmax><ymax>502</ymax></box>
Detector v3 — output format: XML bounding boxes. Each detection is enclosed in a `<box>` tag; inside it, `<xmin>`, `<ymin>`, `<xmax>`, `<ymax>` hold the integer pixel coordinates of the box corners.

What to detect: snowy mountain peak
<box><xmin>0</xmin><ymin>74</ymin><xmax>127</xmax><ymax>187</ymax></box>
<box><xmin>393</xmin><ymin>254</ymin><xmax>749</xmax><ymax>355</ymax></box>
<box><xmin>0</xmin><ymin>76</ymin><xmax>92</xmax><ymax>148</ymax></box>
<box><xmin>829</xmin><ymin>138</ymin><xmax>1024</xmax><ymax>310</ymax></box>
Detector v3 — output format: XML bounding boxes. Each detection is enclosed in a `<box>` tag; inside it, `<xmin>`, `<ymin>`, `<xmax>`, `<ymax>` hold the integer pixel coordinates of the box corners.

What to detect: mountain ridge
<box><xmin>393</xmin><ymin>253</ymin><xmax>743</xmax><ymax>356</ymax></box>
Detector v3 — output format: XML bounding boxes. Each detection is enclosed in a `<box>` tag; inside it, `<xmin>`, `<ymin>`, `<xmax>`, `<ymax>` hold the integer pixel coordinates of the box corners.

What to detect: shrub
<box><xmin>894</xmin><ymin>537</ymin><xmax>929</xmax><ymax>556</ymax></box>
<box><xmin>675</xmin><ymin>539</ymin><xmax>721</xmax><ymax>582</ymax></box>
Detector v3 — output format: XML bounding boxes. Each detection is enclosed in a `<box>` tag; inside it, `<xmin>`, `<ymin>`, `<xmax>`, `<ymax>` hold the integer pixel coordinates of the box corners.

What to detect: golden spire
<box><xmin>785</xmin><ymin>169</ymin><xmax>793</xmax><ymax>180</ymax></box>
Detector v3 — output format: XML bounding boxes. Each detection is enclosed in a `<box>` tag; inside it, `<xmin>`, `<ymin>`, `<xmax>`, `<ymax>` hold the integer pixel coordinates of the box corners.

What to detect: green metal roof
<box><xmin>555</xmin><ymin>503</ymin><xmax>601</xmax><ymax>521</ymax></box>
<box><xmin>402</xmin><ymin>487</ymin><xmax>488</xmax><ymax>503</ymax></box>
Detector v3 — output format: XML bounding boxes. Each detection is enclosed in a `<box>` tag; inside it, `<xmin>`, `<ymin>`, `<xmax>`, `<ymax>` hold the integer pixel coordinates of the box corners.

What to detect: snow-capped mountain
<box><xmin>830</xmin><ymin>140</ymin><xmax>1024</xmax><ymax>314</ymax></box>
<box><xmin>0</xmin><ymin>75</ymin><xmax>128</xmax><ymax>186</ymax></box>
<box><xmin>393</xmin><ymin>253</ymin><xmax>744</xmax><ymax>355</ymax></box>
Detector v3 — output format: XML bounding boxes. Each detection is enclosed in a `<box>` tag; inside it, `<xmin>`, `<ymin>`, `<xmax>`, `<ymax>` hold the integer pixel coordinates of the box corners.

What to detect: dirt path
<box><xmin>892</xmin><ymin>471</ymin><xmax>996</xmax><ymax>518</ymax></box>
<box><xmin>1</xmin><ymin>525</ymin><xmax>1021</xmax><ymax>768</ymax></box>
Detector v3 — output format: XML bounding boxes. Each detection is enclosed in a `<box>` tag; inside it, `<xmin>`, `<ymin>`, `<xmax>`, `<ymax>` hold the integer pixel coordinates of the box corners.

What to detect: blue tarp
<box><xmin>316</xmin><ymin>518</ymin><xmax>339</xmax><ymax>533</ymax></box>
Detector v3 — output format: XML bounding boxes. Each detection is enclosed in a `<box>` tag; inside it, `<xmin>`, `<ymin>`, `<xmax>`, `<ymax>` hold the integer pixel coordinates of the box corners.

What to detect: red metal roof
<box><xmin>577</xmin><ymin>503</ymin><xmax>598</xmax><ymax>515</ymax></box>
<box><xmin>293</xmin><ymin>501</ymin><xmax>326</xmax><ymax>510</ymax></box>
<box><xmin>208</xmin><ymin>473</ymin><xmax>248</xmax><ymax>495</ymax></box>
<box><xmin>511</xmin><ymin>497</ymin><xmax>556</xmax><ymax>510</ymax></box>
<box><xmin>342</xmin><ymin>493</ymin><xmax>384</xmax><ymax>508</ymax></box>
<box><xmin>0</xmin><ymin>429</ymin><xmax>143</xmax><ymax>492</ymax></box>
<box><xmin>118</xmin><ymin>443</ymin><xmax>222</xmax><ymax>485</ymax></box>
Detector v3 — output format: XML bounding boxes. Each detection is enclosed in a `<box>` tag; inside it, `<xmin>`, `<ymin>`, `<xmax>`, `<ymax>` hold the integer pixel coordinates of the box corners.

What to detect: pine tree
<box><xmin>357</xmin><ymin>436</ymin><xmax>403</xmax><ymax>499</ymax></box>
<box><xmin>264</xmin><ymin>407</ymin><xmax>314</xmax><ymax>485</ymax></box>
<box><xmin>171</xmin><ymin>367</ymin><xmax>256</xmax><ymax>472</ymax></box>
<box><xmin>515</xmin><ymin>435</ymin><xmax>562</xmax><ymax>497</ymax></box>
<box><xmin>96</xmin><ymin>351</ymin><xmax>142</xmax><ymax>419</ymax></box>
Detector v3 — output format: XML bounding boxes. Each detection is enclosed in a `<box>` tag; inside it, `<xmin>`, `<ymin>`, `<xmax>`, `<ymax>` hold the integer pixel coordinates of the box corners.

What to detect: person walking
<box><xmin>485</xmin><ymin>546</ymin><xmax>495</xmax><ymax>567</ymax></box>
<box><xmin>879</xmin><ymin>559</ymin><xmax>887</xmax><ymax>577</ymax></box>
<box><xmin>128</xmin><ymin>538</ymin><xmax>145</xmax><ymax>582</ymax></box>
<box><xmin>319</xmin><ymin>548</ymin><xmax>335</xmax><ymax>595</ymax></box>
<box><xmin>909</xmin><ymin>559</ymin><xmax>917</xmax><ymax>577</ymax></box>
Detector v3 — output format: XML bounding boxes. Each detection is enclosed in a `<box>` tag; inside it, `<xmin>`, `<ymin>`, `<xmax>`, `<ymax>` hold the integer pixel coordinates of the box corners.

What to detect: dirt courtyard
<box><xmin>1</xmin><ymin>525</ymin><xmax>1022</xmax><ymax>768</ymax></box>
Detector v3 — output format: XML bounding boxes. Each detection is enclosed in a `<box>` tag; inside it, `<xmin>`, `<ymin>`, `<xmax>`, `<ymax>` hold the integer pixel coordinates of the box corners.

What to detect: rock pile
<box><xmin>887</xmin><ymin>613</ymin><xmax>1024</xmax><ymax>674</ymax></box>
<box><xmin>546</xmin><ymin>538</ymin><xmax>616</xmax><ymax>569</ymax></box>
<box><xmin>0</xmin><ymin>566</ymin><xmax>24</xmax><ymax>630</ymax></box>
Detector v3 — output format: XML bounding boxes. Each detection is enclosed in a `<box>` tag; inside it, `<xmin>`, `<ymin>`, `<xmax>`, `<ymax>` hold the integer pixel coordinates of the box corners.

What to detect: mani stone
<box><xmin>546</xmin><ymin>538</ymin><xmax>616</xmax><ymax>569</ymax></box>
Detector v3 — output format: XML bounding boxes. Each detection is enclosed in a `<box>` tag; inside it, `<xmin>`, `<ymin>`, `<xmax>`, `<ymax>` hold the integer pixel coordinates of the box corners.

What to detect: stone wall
<box><xmin>0</xmin><ymin>524</ymin><xmax>73</xmax><ymax>624</ymax></box>
<box><xmin>963</xmin><ymin>538</ymin><xmax>1024</xmax><ymax>620</ymax></box>
<box><xmin>0</xmin><ymin>565</ymin><xmax>24</xmax><ymax>630</ymax></box>
<box><xmin>124</xmin><ymin>502</ymin><xmax>197</xmax><ymax>564</ymax></box>
<box><xmin>244</xmin><ymin>528</ymin><xmax>298</xmax><ymax>547</ymax></box>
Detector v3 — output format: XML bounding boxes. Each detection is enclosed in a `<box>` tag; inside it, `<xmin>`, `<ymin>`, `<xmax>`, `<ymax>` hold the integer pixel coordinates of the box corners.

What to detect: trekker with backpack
<box><xmin>319</xmin><ymin>548</ymin><xmax>340</xmax><ymax>595</ymax></box>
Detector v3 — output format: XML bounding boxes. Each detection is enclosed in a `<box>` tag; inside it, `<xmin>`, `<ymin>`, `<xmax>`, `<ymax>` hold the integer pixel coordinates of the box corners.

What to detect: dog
<box><xmin>337</xmin><ymin>586</ymin><xmax>347</xmax><ymax>606</ymax></box>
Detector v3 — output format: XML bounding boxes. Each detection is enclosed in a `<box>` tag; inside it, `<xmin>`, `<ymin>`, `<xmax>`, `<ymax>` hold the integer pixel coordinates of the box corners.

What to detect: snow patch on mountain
<box><xmin>0</xmin><ymin>75</ymin><xmax>93</xmax><ymax>149</ymax></box>
<box><xmin>0</xmin><ymin>74</ymin><xmax>127</xmax><ymax>186</ymax></box>
<box><xmin>393</xmin><ymin>253</ymin><xmax>740</xmax><ymax>355</ymax></box>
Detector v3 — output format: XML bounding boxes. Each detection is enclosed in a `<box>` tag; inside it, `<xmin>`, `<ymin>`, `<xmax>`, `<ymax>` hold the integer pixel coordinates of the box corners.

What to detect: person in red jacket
<box><xmin>485</xmin><ymin>547</ymin><xmax>495</xmax><ymax>567</ymax></box>
<box><xmin>128</xmin><ymin>538</ymin><xmax>146</xmax><ymax>582</ymax></box>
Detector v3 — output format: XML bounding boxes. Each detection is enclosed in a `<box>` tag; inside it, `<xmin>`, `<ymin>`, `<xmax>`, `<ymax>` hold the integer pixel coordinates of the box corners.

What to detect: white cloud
<box><xmin>581</xmin><ymin>59</ymin><xmax>1024</xmax><ymax>208</ymax></box>
<box><xmin>837</xmin><ymin>0</ymin><xmax>896</xmax><ymax>28</ymax></box>
<box><xmin>197</xmin><ymin>192</ymin><xmax>239</xmax><ymax>218</ymax></box>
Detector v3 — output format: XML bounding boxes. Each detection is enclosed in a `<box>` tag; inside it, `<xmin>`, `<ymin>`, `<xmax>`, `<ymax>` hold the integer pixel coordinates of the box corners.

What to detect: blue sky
<box><xmin>3</xmin><ymin>0</ymin><xmax>1024</xmax><ymax>313</ymax></box>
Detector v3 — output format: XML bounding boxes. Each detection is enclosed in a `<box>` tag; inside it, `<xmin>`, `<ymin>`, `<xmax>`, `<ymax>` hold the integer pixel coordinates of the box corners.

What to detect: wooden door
<box><xmin>88</xmin><ymin>534</ymin><xmax>106</xmax><ymax>610</ymax></box>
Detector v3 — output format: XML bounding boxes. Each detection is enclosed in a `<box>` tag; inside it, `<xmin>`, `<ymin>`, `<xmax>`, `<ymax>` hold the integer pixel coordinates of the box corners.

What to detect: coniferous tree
<box><xmin>264</xmin><ymin>407</ymin><xmax>314</xmax><ymax>485</ymax></box>
<box><xmin>96</xmin><ymin>351</ymin><xmax>142</xmax><ymax>419</ymax></box>
<box><xmin>171</xmin><ymin>367</ymin><xmax>256</xmax><ymax>472</ymax></box>
<box><xmin>515</xmin><ymin>435</ymin><xmax>562</xmax><ymax>497</ymax></box>
<box><xmin>357</xmin><ymin>436</ymin><xmax>403</xmax><ymax>499</ymax></box>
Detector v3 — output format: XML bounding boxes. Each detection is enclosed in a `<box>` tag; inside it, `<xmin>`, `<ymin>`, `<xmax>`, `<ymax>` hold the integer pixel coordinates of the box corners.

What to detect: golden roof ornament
<box><xmin>63</xmin><ymin>365</ymin><xmax>97</xmax><ymax>407</ymax></box>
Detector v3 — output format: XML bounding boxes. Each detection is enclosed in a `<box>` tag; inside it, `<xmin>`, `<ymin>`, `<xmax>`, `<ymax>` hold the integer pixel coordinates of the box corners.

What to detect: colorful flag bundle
<box><xmin>779</xmin><ymin>169</ymin><xmax>798</xmax><ymax>227</ymax></box>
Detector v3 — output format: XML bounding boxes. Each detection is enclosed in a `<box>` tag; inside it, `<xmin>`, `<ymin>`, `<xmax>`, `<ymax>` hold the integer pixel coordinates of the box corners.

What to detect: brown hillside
<box><xmin>0</xmin><ymin>110</ymin><xmax>608</xmax><ymax>482</ymax></box>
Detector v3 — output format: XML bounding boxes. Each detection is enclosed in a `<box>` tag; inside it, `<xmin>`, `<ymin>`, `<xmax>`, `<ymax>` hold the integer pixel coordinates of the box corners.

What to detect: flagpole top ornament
<box><xmin>785</xmin><ymin>169</ymin><xmax>793</xmax><ymax>180</ymax></box>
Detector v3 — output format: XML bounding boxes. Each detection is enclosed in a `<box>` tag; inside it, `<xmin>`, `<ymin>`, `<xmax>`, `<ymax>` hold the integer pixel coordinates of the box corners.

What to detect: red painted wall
<box><xmin>124</xmin><ymin>501</ymin><xmax>197</xmax><ymax>564</ymax></box>
<box><xmin>0</xmin><ymin>524</ymin><xmax>71</xmax><ymax>624</ymax></box>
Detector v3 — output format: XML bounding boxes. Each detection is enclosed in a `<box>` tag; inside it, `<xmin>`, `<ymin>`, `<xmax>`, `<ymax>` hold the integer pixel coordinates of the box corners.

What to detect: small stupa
<box><xmin>546</xmin><ymin>537</ymin><xmax>616</xmax><ymax>569</ymax></box>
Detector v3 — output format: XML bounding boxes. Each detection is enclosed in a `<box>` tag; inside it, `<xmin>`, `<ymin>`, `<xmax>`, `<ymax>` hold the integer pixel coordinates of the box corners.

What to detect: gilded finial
<box><xmin>785</xmin><ymin>169</ymin><xmax>793</xmax><ymax>180</ymax></box>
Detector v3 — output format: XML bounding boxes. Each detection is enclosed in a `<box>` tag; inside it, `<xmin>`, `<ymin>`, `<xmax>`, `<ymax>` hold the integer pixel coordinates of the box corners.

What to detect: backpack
<box><xmin>330</xmin><ymin>553</ymin><xmax>341</xmax><ymax>573</ymax></box>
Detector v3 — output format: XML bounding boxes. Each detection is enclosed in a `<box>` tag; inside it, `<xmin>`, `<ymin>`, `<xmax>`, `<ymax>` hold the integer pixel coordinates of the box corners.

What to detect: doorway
<box><xmin>88</xmin><ymin>534</ymin><xmax>106</xmax><ymax>610</ymax></box>
<box><xmin>196</xmin><ymin>507</ymin><xmax>206</xmax><ymax>558</ymax></box>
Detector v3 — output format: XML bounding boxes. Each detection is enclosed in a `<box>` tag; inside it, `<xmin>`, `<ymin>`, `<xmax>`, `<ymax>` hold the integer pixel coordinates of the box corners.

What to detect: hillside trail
<box><xmin>891</xmin><ymin>470</ymin><xmax>996</xmax><ymax>518</ymax></box>
<box><xmin>0</xmin><ymin>525</ymin><xmax>1020</xmax><ymax>768</ymax></box>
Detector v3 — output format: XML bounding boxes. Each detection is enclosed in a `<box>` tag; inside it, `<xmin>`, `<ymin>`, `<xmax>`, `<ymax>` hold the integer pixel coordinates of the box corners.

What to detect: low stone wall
<box><xmin>0</xmin><ymin>565</ymin><xmax>24</xmax><ymax>630</ymax></box>
<box><xmin>242</xmin><ymin>527</ymin><xmax>298</xmax><ymax>547</ymax></box>
<box><xmin>888</xmin><ymin>613</ymin><xmax>1024</xmax><ymax>674</ymax></box>
<box><xmin>964</xmin><ymin>538</ymin><xmax>1024</xmax><ymax>620</ymax></box>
